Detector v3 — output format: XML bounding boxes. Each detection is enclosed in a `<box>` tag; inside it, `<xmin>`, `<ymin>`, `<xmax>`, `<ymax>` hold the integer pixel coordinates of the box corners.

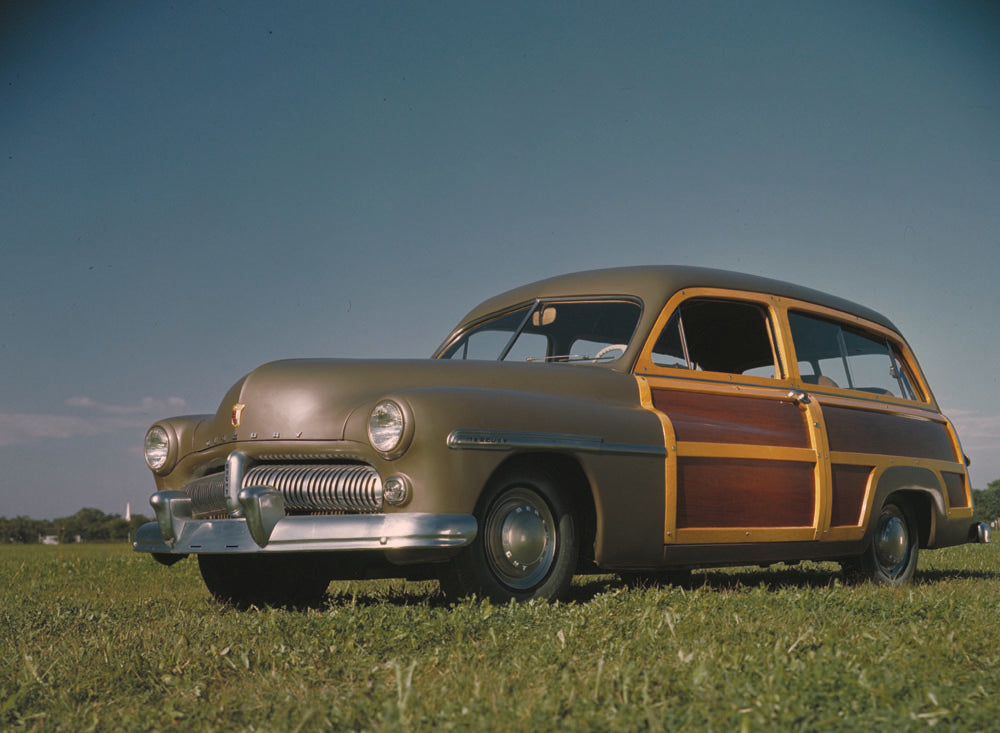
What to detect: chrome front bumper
<box><xmin>133</xmin><ymin>487</ymin><xmax>477</xmax><ymax>555</ymax></box>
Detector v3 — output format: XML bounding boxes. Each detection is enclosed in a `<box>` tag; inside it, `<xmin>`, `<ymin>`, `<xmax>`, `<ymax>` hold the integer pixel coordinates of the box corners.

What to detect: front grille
<box><xmin>181</xmin><ymin>461</ymin><xmax>383</xmax><ymax>518</ymax></box>
<box><xmin>244</xmin><ymin>464</ymin><xmax>383</xmax><ymax>513</ymax></box>
<box><xmin>184</xmin><ymin>472</ymin><xmax>228</xmax><ymax>518</ymax></box>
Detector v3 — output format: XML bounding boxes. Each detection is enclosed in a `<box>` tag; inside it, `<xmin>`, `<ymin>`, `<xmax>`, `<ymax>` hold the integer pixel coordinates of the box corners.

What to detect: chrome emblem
<box><xmin>231</xmin><ymin>403</ymin><xmax>246</xmax><ymax>428</ymax></box>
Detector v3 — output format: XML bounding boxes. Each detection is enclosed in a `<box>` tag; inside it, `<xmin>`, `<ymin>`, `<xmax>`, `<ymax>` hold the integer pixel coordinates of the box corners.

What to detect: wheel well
<box><xmin>886</xmin><ymin>490</ymin><xmax>933</xmax><ymax>548</ymax></box>
<box><xmin>485</xmin><ymin>453</ymin><xmax>597</xmax><ymax>567</ymax></box>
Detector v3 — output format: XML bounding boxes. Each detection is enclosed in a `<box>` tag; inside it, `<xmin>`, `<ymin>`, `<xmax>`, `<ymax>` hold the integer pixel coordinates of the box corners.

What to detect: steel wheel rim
<box><xmin>874</xmin><ymin>505</ymin><xmax>910</xmax><ymax>578</ymax></box>
<box><xmin>484</xmin><ymin>487</ymin><xmax>556</xmax><ymax>590</ymax></box>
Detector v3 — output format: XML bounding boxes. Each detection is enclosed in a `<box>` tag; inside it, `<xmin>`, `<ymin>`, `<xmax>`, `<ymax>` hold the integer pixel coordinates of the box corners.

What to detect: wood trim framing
<box><xmin>634</xmin><ymin>285</ymin><xmax>970</xmax><ymax>547</ymax></box>
<box><xmin>646</xmin><ymin>379</ymin><xmax>823</xmax><ymax>544</ymax></box>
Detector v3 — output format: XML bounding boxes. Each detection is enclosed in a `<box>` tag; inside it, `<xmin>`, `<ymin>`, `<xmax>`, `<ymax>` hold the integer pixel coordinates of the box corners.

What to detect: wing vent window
<box><xmin>788</xmin><ymin>311</ymin><xmax>923</xmax><ymax>401</ymax></box>
<box><xmin>444</xmin><ymin>305</ymin><xmax>534</xmax><ymax>361</ymax></box>
<box><xmin>651</xmin><ymin>299</ymin><xmax>780</xmax><ymax>378</ymax></box>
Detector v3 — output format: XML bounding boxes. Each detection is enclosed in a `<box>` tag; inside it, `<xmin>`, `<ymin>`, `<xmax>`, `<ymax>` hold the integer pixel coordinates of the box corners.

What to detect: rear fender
<box><xmin>868</xmin><ymin>466</ymin><xmax>944</xmax><ymax>549</ymax></box>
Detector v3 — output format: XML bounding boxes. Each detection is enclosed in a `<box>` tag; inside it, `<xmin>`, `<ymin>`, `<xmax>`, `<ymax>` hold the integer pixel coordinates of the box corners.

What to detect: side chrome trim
<box><xmin>446</xmin><ymin>429</ymin><xmax>666</xmax><ymax>457</ymax></box>
<box><xmin>133</xmin><ymin>510</ymin><xmax>478</xmax><ymax>555</ymax></box>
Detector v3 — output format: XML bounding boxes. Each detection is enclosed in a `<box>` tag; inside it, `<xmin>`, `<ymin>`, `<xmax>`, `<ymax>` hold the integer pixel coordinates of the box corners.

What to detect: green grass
<box><xmin>3</xmin><ymin>543</ymin><xmax>1000</xmax><ymax>731</ymax></box>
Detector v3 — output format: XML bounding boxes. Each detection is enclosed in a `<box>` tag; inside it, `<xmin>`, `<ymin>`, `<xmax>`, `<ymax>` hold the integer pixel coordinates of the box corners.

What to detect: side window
<box><xmin>889</xmin><ymin>342</ymin><xmax>921</xmax><ymax>401</ymax></box>
<box><xmin>651</xmin><ymin>298</ymin><xmax>780</xmax><ymax>378</ymax></box>
<box><xmin>516</xmin><ymin>300</ymin><xmax>640</xmax><ymax>362</ymax></box>
<box><xmin>788</xmin><ymin>315</ymin><xmax>851</xmax><ymax>387</ymax></box>
<box><xmin>788</xmin><ymin>311</ymin><xmax>923</xmax><ymax>400</ymax></box>
<box><xmin>504</xmin><ymin>331</ymin><xmax>550</xmax><ymax>362</ymax></box>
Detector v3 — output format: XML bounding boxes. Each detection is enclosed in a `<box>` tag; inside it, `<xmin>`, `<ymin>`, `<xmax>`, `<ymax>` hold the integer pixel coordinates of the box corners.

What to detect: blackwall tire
<box><xmin>853</xmin><ymin>499</ymin><xmax>919</xmax><ymax>586</ymax></box>
<box><xmin>440</xmin><ymin>470</ymin><xmax>578</xmax><ymax>603</ymax></box>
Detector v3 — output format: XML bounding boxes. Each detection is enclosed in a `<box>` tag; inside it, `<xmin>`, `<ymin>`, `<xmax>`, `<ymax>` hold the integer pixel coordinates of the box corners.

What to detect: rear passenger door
<box><xmin>786</xmin><ymin>309</ymin><xmax>972</xmax><ymax>540</ymax></box>
<box><xmin>634</xmin><ymin>291</ymin><xmax>826</xmax><ymax>545</ymax></box>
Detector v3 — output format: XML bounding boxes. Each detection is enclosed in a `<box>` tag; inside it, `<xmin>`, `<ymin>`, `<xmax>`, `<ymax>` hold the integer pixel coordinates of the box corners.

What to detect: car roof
<box><xmin>458</xmin><ymin>265</ymin><xmax>898</xmax><ymax>333</ymax></box>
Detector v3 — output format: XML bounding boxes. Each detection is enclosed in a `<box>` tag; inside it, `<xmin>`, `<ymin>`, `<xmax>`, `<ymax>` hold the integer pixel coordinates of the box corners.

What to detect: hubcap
<box><xmin>484</xmin><ymin>487</ymin><xmax>556</xmax><ymax>590</ymax></box>
<box><xmin>875</xmin><ymin>508</ymin><xmax>909</xmax><ymax>577</ymax></box>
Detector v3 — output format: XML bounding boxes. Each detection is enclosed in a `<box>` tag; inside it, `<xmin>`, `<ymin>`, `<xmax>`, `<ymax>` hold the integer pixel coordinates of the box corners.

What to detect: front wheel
<box><xmin>849</xmin><ymin>499</ymin><xmax>919</xmax><ymax>585</ymax></box>
<box><xmin>439</xmin><ymin>470</ymin><xmax>578</xmax><ymax>603</ymax></box>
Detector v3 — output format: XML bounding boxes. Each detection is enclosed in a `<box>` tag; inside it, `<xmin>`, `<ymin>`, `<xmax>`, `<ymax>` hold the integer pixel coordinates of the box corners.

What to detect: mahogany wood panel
<box><xmin>676</xmin><ymin>457</ymin><xmax>815</xmax><ymax>528</ymax></box>
<box><xmin>823</xmin><ymin>405</ymin><xmax>955</xmax><ymax>461</ymax></box>
<box><xmin>830</xmin><ymin>464</ymin><xmax>872</xmax><ymax>527</ymax></box>
<box><xmin>652</xmin><ymin>389</ymin><xmax>809</xmax><ymax>448</ymax></box>
<box><xmin>943</xmin><ymin>472</ymin><xmax>968</xmax><ymax>509</ymax></box>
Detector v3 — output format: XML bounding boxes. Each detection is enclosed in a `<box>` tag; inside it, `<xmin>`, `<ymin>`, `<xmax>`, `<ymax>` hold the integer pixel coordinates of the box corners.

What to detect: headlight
<box><xmin>367</xmin><ymin>400</ymin><xmax>407</xmax><ymax>457</ymax></box>
<box><xmin>144</xmin><ymin>425</ymin><xmax>171</xmax><ymax>471</ymax></box>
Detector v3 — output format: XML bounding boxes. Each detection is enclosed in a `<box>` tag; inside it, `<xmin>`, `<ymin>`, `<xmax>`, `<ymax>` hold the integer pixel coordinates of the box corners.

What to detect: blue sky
<box><xmin>2</xmin><ymin>1</ymin><xmax>998</xmax><ymax>520</ymax></box>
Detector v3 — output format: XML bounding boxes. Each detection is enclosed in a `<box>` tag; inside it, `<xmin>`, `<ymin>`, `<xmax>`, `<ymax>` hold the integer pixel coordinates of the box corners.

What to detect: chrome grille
<box><xmin>243</xmin><ymin>463</ymin><xmax>383</xmax><ymax>513</ymax></box>
<box><xmin>183</xmin><ymin>472</ymin><xmax>228</xmax><ymax>518</ymax></box>
<box><xmin>182</xmin><ymin>461</ymin><xmax>384</xmax><ymax>516</ymax></box>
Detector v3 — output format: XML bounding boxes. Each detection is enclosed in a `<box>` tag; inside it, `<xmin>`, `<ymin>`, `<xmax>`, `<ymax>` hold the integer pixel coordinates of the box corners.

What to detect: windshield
<box><xmin>439</xmin><ymin>299</ymin><xmax>642</xmax><ymax>363</ymax></box>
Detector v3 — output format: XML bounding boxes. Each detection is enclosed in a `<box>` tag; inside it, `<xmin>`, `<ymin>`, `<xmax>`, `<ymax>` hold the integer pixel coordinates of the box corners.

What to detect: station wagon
<box><xmin>134</xmin><ymin>266</ymin><xmax>989</xmax><ymax>604</ymax></box>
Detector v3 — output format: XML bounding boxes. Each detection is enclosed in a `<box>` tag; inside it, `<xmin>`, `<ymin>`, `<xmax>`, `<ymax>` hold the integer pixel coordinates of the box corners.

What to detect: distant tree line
<box><xmin>0</xmin><ymin>507</ymin><xmax>152</xmax><ymax>544</ymax></box>
<box><xmin>974</xmin><ymin>479</ymin><xmax>1000</xmax><ymax>525</ymax></box>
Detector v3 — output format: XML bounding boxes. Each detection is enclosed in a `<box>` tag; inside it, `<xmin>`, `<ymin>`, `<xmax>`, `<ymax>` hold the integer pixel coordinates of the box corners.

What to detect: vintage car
<box><xmin>134</xmin><ymin>266</ymin><xmax>990</xmax><ymax>605</ymax></box>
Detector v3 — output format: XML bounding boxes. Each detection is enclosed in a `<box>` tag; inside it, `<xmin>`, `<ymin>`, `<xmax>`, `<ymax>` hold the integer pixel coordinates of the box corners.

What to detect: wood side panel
<box><xmin>651</xmin><ymin>389</ymin><xmax>809</xmax><ymax>448</ymax></box>
<box><xmin>830</xmin><ymin>464</ymin><xmax>872</xmax><ymax>527</ymax></box>
<box><xmin>823</xmin><ymin>405</ymin><xmax>955</xmax><ymax>461</ymax></box>
<box><xmin>943</xmin><ymin>472</ymin><xmax>968</xmax><ymax>509</ymax></box>
<box><xmin>676</xmin><ymin>457</ymin><xmax>815</xmax><ymax>528</ymax></box>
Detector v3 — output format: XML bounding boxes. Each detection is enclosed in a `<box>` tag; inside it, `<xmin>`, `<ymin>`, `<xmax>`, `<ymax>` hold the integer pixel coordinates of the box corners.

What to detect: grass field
<box><xmin>3</xmin><ymin>542</ymin><xmax>999</xmax><ymax>731</ymax></box>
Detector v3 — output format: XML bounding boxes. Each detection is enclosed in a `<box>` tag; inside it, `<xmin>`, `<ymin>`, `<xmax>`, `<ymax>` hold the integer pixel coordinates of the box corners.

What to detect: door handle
<box><xmin>788</xmin><ymin>390</ymin><xmax>811</xmax><ymax>405</ymax></box>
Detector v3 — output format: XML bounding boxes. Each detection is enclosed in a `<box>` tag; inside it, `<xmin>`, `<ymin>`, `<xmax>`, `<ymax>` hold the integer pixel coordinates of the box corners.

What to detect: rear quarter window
<box><xmin>788</xmin><ymin>311</ymin><xmax>923</xmax><ymax>401</ymax></box>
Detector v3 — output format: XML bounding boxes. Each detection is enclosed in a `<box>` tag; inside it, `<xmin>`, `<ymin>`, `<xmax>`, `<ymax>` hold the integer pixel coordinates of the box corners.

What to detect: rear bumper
<box><xmin>973</xmin><ymin>521</ymin><xmax>992</xmax><ymax>544</ymax></box>
<box><xmin>133</xmin><ymin>487</ymin><xmax>477</xmax><ymax>555</ymax></box>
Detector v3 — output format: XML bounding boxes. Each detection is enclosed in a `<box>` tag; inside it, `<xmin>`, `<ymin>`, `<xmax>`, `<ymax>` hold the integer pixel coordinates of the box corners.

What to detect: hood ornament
<box><xmin>231</xmin><ymin>403</ymin><xmax>246</xmax><ymax>428</ymax></box>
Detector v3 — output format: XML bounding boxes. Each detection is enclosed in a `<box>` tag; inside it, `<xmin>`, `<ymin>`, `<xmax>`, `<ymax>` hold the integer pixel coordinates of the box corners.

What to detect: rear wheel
<box><xmin>440</xmin><ymin>470</ymin><xmax>578</xmax><ymax>603</ymax></box>
<box><xmin>198</xmin><ymin>553</ymin><xmax>329</xmax><ymax>608</ymax></box>
<box><xmin>849</xmin><ymin>499</ymin><xmax>919</xmax><ymax>585</ymax></box>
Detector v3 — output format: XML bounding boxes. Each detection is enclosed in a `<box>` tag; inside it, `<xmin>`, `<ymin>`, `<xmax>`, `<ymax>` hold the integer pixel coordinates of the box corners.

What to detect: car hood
<box><xmin>193</xmin><ymin>358</ymin><xmax>640</xmax><ymax>446</ymax></box>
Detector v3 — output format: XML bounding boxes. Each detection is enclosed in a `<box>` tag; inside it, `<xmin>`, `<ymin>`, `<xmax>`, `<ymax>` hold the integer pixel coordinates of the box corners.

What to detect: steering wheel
<box><xmin>593</xmin><ymin>344</ymin><xmax>627</xmax><ymax>362</ymax></box>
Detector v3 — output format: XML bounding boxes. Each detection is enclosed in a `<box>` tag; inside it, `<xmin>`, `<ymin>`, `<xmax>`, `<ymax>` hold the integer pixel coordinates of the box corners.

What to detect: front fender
<box><xmin>344</xmin><ymin>385</ymin><xmax>668</xmax><ymax>565</ymax></box>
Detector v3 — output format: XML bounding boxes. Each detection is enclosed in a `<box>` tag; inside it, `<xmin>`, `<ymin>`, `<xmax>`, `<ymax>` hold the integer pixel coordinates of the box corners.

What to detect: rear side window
<box><xmin>788</xmin><ymin>311</ymin><xmax>923</xmax><ymax>401</ymax></box>
<box><xmin>651</xmin><ymin>298</ymin><xmax>780</xmax><ymax>378</ymax></box>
